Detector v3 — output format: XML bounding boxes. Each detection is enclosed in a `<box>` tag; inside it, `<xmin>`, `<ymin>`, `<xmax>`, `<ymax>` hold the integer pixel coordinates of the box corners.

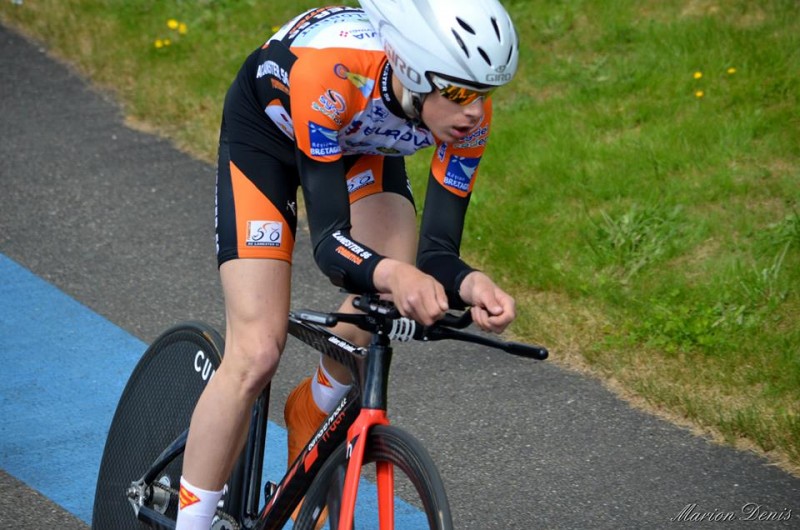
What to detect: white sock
<box><xmin>175</xmin><ymin>477</ymin><xmax>224</xmax><ymax>530</ymax></box>
<box><xmin>310</xmin><ymin>359</ymin><xmax>351</xmax><ymax>414</ymax></box>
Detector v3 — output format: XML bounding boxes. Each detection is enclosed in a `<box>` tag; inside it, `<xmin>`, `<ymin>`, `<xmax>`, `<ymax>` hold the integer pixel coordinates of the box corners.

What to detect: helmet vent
<box><xmin>477</xmin><ymin>47</ymin><xmax>492</xmax><ymax>66</ymax></box>
<box><xmin>491</xmin><ymin>17</ymin><xmax>501</xmax><ymax>41</ymax></box>
<box><xmin>451</xmin><ymin>29</ymin><xmax>469</xmax><ymax>57</ymax></box>
<box><xmin>456</xmin><ymin>17</ymin><xmax>476</xmax><ymax>34</ymax></box>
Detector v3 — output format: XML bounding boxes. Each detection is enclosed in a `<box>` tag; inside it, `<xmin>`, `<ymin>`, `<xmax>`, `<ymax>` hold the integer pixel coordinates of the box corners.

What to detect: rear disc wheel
<box><xmin>91</xmin><ymin>322</ymin><xmax>227</xmax><ymax>529</ymax></box>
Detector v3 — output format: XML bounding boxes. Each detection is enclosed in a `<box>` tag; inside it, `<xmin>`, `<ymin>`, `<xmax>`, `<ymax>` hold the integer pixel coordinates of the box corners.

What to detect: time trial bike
<box><xmin>91</xmin><ymin>294</ymin><xmax>548</xmax><ymax>529</ymax></box>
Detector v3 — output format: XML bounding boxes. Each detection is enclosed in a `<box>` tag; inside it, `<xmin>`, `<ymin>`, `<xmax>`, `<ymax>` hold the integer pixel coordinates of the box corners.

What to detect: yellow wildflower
<box><xmin>272</xmin><ymin>25</ymin><xmax>281</xmax><ymax>33</ymax></box>
<box><xmin>154</xmin><ymin>39</ymin><xmax>164</xmax><ymax>49</ymax></box>
<box><xmin>727</xmin><ymin>67</ymin><xmax>736</xmax><ymax>75</ymax></box>
<box><xmin>179</xmin><ymin>23</ymin><xmax>188</xmax><ymax>35</ymax></box>
<box><xmin>164</xmin><ymin>38</ymin><xmax>172</xmax><ymax>46</ymax></box>
<box><xmin>693</xmin><ymin>71</ymin><xmax>703</xmax><ymax>80</ymax></box>
<box><xmin>695</xmin><ymin>90</ymin><xmax>704</xmax><ymax>98</ymax></box>
<box><xmin>167</xmin><ymin>19</ymin><xmax>179</xmax><ymax>30</ymax></box>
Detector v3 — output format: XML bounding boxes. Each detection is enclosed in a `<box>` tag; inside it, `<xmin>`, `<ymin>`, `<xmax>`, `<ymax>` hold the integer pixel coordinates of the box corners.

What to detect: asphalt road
<box><xmin>1</xmin><ymin>23</ymin><xmax>798</xmax><ymax>529</ymax></box>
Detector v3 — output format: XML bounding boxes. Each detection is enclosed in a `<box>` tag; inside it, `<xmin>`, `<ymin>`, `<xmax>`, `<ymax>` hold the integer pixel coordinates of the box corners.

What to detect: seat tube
<box><xmin>230</xmin><ymin>383</ymin><xmax>270</xmax><ymax>521</ymax></box>
<box><xmin>361</xmin><ymin>333</ymin><xmax>392</xmax><ymax>410</ymax></box>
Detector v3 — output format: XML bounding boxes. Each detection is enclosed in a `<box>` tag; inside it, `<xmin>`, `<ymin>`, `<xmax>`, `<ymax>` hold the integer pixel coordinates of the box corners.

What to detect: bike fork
<box><xmin>339</xmin><ymin>334</ymin><xmax>393</xmax><ymax>529</ymax></box>
<box><xmin>340</xmin><ymin>408</ymin><xmax>391</xmax><ymax>529</ymax></box>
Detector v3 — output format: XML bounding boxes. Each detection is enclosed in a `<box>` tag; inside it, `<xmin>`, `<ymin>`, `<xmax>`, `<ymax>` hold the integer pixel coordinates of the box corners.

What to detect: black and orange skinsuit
<box><xmin>215</xmin><ymin>7</ymin><xmax>494</xmax><ymax>306</ymax></box>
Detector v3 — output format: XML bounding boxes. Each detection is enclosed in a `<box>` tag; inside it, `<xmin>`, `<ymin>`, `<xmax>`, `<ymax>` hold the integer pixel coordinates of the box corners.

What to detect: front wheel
<box><xmin>295</xmin><ymin>425</ymin><xmax>453</xmax><ymax>530</ymax></box>
<box><xmin>91</xmin><ymin>322</ymin><xmax>232</xmax><ymax>529</ymax></box>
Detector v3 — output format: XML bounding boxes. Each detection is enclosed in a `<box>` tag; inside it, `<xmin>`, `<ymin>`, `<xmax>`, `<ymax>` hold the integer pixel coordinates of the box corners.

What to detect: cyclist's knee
<box><xmin>222</xmin><ymin>334</ymin><xmax>284</xmax><ymax>398</ymax></box>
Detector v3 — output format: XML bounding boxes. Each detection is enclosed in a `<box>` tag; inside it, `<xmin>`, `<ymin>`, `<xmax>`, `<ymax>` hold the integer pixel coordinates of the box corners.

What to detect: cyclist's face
<box><xmin>421</xmin><ymin>89</ymin><xmax>485</xmax><ymax>143</ymax></box>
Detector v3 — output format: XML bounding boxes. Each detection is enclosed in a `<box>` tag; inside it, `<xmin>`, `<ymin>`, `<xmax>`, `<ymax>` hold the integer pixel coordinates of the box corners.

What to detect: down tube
<box><xmin>255</xmin><ymin>388</ymin><xmax>360</xmax><ymax>529</ymax></box>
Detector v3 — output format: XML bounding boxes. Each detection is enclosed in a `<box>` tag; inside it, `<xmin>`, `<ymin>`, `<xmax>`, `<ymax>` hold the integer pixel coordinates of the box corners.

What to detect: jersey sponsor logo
<box><xmin>333</xmin><ymin>63</ymin><xmax>350</xmax><ymax>79</ymax></box>
<box><xmin>338</xmin><ymin>28</ymin><xmax>378</xmax><ymax>40</ymax></box>
<box><xmin>265</xmin><ymin>100</ymin><xmax>295</xmax><ymax>139</ymax></box>
<box><xmin>286</xmin><ymin>6</ymin><xmax>352</xmax><ymax>40</ymax></box>
<box><xmin>454</xmin><ymin>125</ymin><xmax>489</xmax><ymax>148</ymax></box>
<box><xmin>343</xmin><ymin>119</ymin><xmax>363</xmax><ymax>136</ymax></box>
<box><xmin>255</xmin><ymin>59</ymin><xmax>289</xmax><ymax>86</ymax></box>
<box><xmin>332</xmin><ymin>230</ymin><xmax>373</xmax><ymax>260</ymax></box>
<box><xmin>346</xmin><ymin>169</ymin><xmax>376</xmax><ymax>195</ymax></box>
<box><xmin>340</xmin><ymin>115</ymin><xmax>434</xmax><ymax>156</ymax></box>
<box><xmin>246</xmin><ymin>220</ymin><xmax>283</xmax><ymax>247</ymax></box>
<box><xmin>436</xmin><ymin>143</ymin><xmax>448</xmax><ymax>161</ymax></box>
<box><xmin>368</xmin><ymin>104</ymin><xmax>389</xmax><ymax>123</ymax></box>
<box><xmin>379</xmin><ymin>60</ymin><xmax>392</xmax><ymax>102</ymax></box>
<box><xmin>344</xmin><ymin>140</ymin><xmax>371</xmax><ymax>149</ymax></box>
<box><xmin>333</xmin><ymin>63</ymin><xmax>375</xmax><ymax>99</ymax></box>
<box><xmin>347</xmin><ymin>72</ymin><xmax>375</xmax><ymax>99</ymax></box>
<box><xmin>308</xmin><ymin>121</ymin><xmax>341</xmax><ymax>157</ymax></box>
<box><xmin>444</xmin><ymin>155</ymin><xmax>480</xmax><ymax>192</ymax></box>
<box><xmin>271</xmin><ymin>78</ymin><xmax>290</xmax><ymax>95</ymax></box>
<box><xmin>376</xmin><ymin>146</ymin><xmax>401</xmax><ymax>155</ymax></box>
<box><xmin>312</xmin><ymin>89</ymin><xmax>347</xmax><ymax>126</ymax></box>
<box><xmin>357</xmin><ymin>124</ymin><xmax>433</xmax><ymax>147</ymax></box>
<box><xmin>291</xmin><ymin>10</ymin><xmax>364</xmax><ymax>43</ymax></box>
<box><xmin>336</xmin><ymin>245</ymin><xmax>364</xmax><ymax>265</ymax></box>
<box><xmin>336</xmin><ymin>246</ymin><xmax>363</xmax><ymax>265</ymax></box>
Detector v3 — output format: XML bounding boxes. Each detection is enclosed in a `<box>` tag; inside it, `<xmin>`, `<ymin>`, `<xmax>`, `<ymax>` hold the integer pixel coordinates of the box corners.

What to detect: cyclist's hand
<box><xmin>373</xmin><ymin>260</ymin><xmax>448</xmax><ymax>326</ymax></box>
<box><xmin>459</xmin><ymin>271</ymin><xmax>516</xmax><ymax>334</ymax></box>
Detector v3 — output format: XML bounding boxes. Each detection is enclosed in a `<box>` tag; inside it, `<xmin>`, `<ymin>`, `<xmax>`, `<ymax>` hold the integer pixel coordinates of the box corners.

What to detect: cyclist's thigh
<box><xmin>346</xmin><ymin>155</ymin><xmax>416</xmax><ymax>262</ymax></box>
<box><xmin>219</xmin><ymin>258</ymin><xmax>292</xmax><ymax>372</ymax></box>
<box><xmin>215</xmin><ymin>102</ymin><xmax>297</xmax><ymax>371</ymax></box>
<box><xmin>216</xmin><ymin>95</ymin><xmax>299</xmax><ymax>268</ymax></box>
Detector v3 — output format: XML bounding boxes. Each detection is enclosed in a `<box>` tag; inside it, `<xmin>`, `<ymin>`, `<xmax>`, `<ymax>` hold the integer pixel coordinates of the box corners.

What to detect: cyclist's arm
<box><xmin>296</xmin><ymin>151</ymin><xmax>384</xmax><ymax>294</ymax></box>
<box><xmin>288</xmin><ymin>47</ymin><xmax>390</xmax><ymax>294</ymax></box>
<box><xmin>417</xmin><ymin>103</ymin><xmax>494</xmax><ymax>309</ymax></box>
<box><xmin>417</xmin><ymin>162</ymin><xmax>516</xmax><ymax>331</ymax></box>
<box><xmin>297</xmin><ymin>152</ymin><xmax>448</xmax><ymax>324</ymax></box>
<box><xmin>416</xmin><ymin>172</ymin><xmax>475</xmax><ymax>309</ymax></box>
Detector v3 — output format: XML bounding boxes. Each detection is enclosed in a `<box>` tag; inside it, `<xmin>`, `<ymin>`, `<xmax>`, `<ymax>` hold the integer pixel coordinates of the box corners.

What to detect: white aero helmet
<box><xmin>359</xmin><ymin>0</ymin><xmax>519</xmax><ymax>116</ymax></box>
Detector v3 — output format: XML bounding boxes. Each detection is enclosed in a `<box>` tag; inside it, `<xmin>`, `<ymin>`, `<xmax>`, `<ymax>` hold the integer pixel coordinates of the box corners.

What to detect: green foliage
<box><xmin>587</xmin><ymin>204</ymin><xmax>686</xmax><ymax>282</ymax></box>
<box><xmin>635</xmin><ymin>293</ymin><xmax>749</xmax><ymax>354</ymax></box>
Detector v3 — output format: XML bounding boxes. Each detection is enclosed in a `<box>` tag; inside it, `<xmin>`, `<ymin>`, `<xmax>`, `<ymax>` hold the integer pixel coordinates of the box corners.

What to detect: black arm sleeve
<box><xmin>416</xmin><ymin>172</ymin><xmax>476</xmax><ymax>309</ymax></box>
<box><xmin>296</xmin><ymin>151</ymin><xmax>384</xmax><ymax>293</ymax></box>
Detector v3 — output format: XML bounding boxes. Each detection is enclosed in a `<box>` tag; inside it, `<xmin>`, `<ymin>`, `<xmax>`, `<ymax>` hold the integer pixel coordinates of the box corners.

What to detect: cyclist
<box><xmin>176</xmin><ymin>1</ymin><xmax>520</xmax><ymax>528</ymax></box>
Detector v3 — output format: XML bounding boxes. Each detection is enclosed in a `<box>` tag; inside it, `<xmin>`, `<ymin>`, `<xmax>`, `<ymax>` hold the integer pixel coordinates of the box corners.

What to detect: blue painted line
<box><xmin>0</xmin><ymin>254</ymin><xmax>425</xmax><ymax>528</ymax></box>
<box><xmin>1</xmin><ymin>253</ymin><xmax>145</xmax><ymax>521</ymax></box>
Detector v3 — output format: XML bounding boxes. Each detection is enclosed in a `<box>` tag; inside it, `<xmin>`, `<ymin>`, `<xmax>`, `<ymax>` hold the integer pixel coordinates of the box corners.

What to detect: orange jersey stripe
<box><xmin>229</xmin><ymin>160</ymin><xmax>295</xmax><ymax>261</ymax></box>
